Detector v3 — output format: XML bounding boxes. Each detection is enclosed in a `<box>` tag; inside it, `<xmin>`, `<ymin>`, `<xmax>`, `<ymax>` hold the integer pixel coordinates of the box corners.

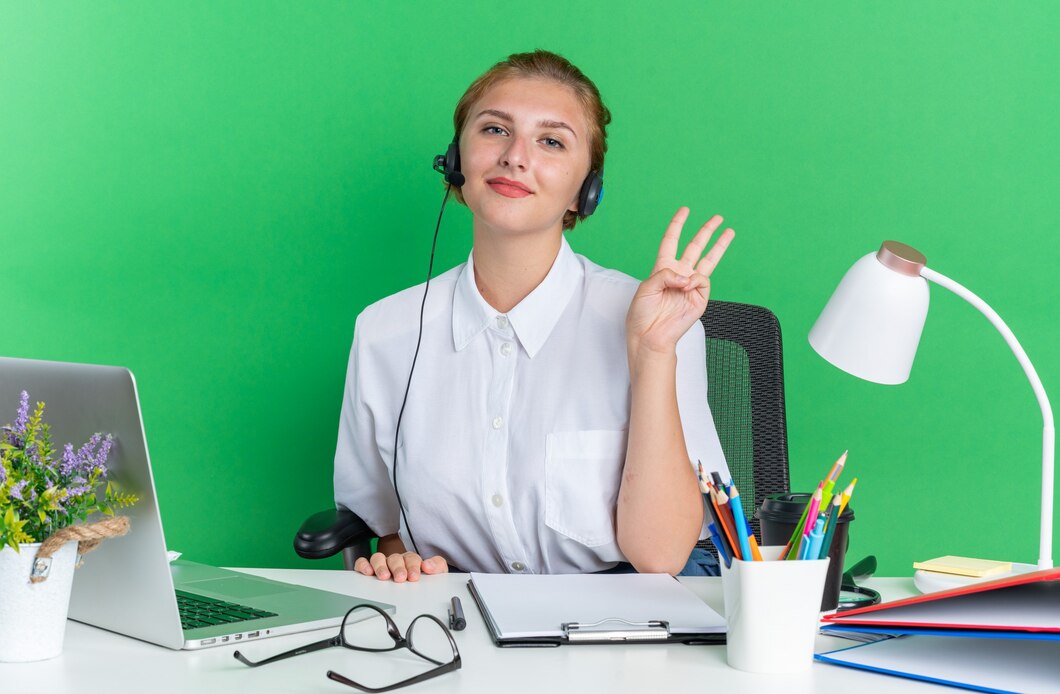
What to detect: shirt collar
<box><xmin>452</xmin><ymin>236</ymin><xmax>584</xmax><ymax>358</ymax></box>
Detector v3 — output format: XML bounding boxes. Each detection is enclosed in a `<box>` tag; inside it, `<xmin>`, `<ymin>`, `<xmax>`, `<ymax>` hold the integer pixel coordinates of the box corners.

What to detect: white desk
<box><xmin>1</xmin><ymin>569</ymin><xmax>942</xmax><ymax>694</ymax></box>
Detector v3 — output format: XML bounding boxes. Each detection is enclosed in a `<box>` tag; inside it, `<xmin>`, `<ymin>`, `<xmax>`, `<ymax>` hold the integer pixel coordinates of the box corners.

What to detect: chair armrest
<box><xmin>294</xmin><ymin>507</ymin><xmax>374</xmax><ymax>561</ymax></box>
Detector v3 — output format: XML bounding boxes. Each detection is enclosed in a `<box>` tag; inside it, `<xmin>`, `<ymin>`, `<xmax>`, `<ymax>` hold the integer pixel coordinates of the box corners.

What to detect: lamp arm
<box><xmin>921</xmin><ymin>266</ymin><xmax>1054</xmax><ymax>570</ymax></box>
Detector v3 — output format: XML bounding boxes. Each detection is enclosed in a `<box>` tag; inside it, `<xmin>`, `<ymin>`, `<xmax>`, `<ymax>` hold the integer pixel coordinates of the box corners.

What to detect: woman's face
<box><xmin>459</xmin><ymin>77</ymin><xmax>592</xmax><ymax>238</ymax></box>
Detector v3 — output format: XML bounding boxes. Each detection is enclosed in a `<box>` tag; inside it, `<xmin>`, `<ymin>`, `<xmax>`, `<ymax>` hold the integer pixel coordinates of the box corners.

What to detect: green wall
<box><xmin>2</xmin><ymin>2</ymin><xmax>1056</xmax><ymax>577</ymax></box>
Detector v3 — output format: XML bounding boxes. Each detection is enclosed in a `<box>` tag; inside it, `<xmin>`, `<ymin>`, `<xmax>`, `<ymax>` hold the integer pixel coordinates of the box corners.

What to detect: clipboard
<box><xmin>466</xmin><ymin>572</ymin><xmax>726</xmax><ymax>647</ymax></box>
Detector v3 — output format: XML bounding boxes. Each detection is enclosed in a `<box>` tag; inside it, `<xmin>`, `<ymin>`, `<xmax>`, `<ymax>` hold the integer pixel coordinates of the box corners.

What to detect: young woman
<box><xmin>334</xmin><ymin>50</ymin><xmax>734</xmax><ymax>582</ymax></box>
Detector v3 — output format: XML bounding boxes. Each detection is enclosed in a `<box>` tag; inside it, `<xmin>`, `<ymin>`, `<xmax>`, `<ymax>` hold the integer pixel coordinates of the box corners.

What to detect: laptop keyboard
<box><xmin>176</xmin><ymin>589</ymin><xmax>278</xmax><ymax>631</ymax></box>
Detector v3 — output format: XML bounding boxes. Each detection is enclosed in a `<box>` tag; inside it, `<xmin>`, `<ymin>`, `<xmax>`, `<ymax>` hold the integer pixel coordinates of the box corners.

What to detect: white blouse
<box><xmin>333</xmin><ymin>236</ymin><xmax>729</xmax><ymax>574</ymax></box>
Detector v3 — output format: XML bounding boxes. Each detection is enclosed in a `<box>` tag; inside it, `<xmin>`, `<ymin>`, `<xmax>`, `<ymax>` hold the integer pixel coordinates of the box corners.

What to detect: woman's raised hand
<box><xmin>353</xmin><ymin>551</ymin><xmax>449</xmax><ymax>583</ymax></box>
<box><xmin>626</xmin><ymin>207</ymin><xmax>735</xmax><ymax>356</ymax></box>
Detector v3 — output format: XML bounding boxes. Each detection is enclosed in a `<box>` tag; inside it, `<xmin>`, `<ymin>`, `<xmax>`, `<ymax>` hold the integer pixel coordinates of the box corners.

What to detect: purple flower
<box><xmin>60</xmin><ymin>443</ymin><xmax>78</xmax><ymax>476</ymax></box>
<box><xmin>93</xmin><ymin>435</ymin><xmax>113</xmax><ymax>477</ymax></box>
<box><xmin>76</xmin><ymin>433</ymin><xmax>102</xmax><ymax>464</ymax></box>
<box><xmin>10</xmin><ymin>479</ymin><xmax>28</xmax><ymax>501</ymax></box>
<box><xmin>14</xmin><ymin>391</ymin><xmax>29</xmax><ymax>435</ymax></box>
<box><xmin>63</xmin><ymin>484</ymin><xmax>91</xmax><ymax>499</ymax></box>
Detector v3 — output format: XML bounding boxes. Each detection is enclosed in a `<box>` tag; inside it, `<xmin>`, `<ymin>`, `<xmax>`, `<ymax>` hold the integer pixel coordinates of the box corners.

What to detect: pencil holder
<box><xmin>720</xmin><ymin>546</ymin><xmax>830</xmax><ymax>674</ymax></box>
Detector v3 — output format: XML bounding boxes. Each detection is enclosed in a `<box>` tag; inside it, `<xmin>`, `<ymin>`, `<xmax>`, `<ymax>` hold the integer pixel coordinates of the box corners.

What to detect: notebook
<box><xmin>0</xmin><ymin>356</ymin><xmax>393</xmax><ymax>650</ymax></box>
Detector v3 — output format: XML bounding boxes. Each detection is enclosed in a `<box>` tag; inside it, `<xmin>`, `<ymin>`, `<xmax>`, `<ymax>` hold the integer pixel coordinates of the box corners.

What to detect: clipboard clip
<box><xmin>561</xmin><ymin>618</ymin><xmax>671</xmax><ymax>642</ymax></box>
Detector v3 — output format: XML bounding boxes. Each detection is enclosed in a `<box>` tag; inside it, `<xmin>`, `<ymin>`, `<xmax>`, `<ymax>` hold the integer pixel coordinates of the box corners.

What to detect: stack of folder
<box><xmin>815</xmin><ymin>568</ymin><xmax>1060</xmax><ymax>692</ymax></box>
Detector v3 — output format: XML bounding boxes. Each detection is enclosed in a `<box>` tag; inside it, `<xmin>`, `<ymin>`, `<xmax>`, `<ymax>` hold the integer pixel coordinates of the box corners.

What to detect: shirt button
<box><xmin>492</xmin><ymin>416</ymin><xmax>503</xmax><ymax>429</ymax></box>
<box><xmin>511</xmin><ymin>562</ymin><xmax>525</xmax><ymax>572</ymax></box>
<box><xmin>491</xmin><ymin>494</ymin><xmax>504</xmax><ymax>507</ymax></box>
<box><xmin>496</xmin><ymin>315</ymin><xmax>509</xmax><ymax>329</ymax></box>
<box><xmin>500</xmin><ymin>342</ymin><xmax>512</xmax><ymax>357</ymax></box>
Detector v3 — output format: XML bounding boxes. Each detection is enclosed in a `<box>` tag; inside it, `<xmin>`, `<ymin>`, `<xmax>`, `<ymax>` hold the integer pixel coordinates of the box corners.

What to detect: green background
<box><xmin>2</xmin><ymin>2</ymin><xmax>1056</xmax><ymax>577</ymax></box>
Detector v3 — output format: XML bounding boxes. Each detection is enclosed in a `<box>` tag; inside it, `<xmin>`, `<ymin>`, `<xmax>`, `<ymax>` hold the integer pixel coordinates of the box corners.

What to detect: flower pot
<box><xmin>0</xmin><ymin>540</ymin><xmax>78</xmax><ymax>662</ymax></box>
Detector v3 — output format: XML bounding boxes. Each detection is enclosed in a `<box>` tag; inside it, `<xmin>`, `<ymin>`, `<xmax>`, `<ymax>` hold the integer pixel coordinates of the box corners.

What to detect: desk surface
<box><xmin>2</xmin><ymin>568</ymin><xmax>945</xmax><ymax>694</ymax></box>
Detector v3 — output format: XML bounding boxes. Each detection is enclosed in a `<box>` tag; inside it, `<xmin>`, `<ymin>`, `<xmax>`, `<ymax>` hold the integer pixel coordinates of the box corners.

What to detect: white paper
<box><xmin>469</xmin><ymin>572</ymin><xmax>725</xmax><ymax>639</ymax></box>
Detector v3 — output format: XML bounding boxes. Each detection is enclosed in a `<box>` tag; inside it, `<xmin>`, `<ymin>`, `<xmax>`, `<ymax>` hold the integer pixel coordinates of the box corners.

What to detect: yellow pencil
<box><xmin>838</xmin><ymin>478</ymin><xmax>858</xmax><ymax>516</ymax></box>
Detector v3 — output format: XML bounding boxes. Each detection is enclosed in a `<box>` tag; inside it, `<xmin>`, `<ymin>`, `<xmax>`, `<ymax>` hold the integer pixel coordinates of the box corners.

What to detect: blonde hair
<box><xmin>450</xmin><ymin>50</ymin><xmax>611</xmax><ymax>231</ymax></box>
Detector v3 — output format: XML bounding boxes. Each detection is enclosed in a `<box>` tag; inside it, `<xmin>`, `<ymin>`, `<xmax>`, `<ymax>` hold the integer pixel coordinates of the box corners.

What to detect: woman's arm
<box><xmin>618</xmin><ymin>207</ymin><xmax>734</xmax><ymax>574</ymax></box>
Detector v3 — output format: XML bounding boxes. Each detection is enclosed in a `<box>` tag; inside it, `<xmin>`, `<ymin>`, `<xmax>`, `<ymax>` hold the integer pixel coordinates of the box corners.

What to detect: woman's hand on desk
<box><xmin>354</xmin><ymin>551</ymin><xmax>449</xmax><ymax>582</ymax></box>
<box><xmin>626</xmin><ymin>207</ymin><xmax>735</xmax><ymax>359</ymax></box>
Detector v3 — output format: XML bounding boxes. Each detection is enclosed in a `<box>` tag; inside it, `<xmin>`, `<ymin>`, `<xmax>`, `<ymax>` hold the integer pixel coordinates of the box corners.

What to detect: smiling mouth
<box><xmin>487</xmin><ymin>179</ymin><xmax>532</xmax><ymax>198</ymax></box>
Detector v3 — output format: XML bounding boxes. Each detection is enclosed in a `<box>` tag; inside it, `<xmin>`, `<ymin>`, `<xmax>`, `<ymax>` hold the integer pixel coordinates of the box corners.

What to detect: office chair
<box><xmin>295</xmin><ymin>300</ymin><xmax>790</xmax><ymax>570</ymax></box>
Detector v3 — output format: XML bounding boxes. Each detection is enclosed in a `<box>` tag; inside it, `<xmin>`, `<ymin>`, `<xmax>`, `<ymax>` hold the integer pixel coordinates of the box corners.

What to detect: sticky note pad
<box><xmin>912</xmin><ymin>556</ymin><xmax>1012</xmax><ymax>578</ymax></box>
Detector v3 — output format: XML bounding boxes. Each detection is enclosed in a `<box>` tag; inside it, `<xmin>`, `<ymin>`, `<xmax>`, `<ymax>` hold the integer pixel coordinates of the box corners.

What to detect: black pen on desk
<box><xmin>448</xmin><ymin>595</ymin><xmax>466</xmax><ymax>631</ymax></box>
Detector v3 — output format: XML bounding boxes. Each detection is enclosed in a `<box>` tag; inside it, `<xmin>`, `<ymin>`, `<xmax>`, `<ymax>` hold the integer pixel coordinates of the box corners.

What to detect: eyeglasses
<box><xmin>234</xmin><ymin>603</ymin><xmax>461</xmax><ymax>692</ymax></box>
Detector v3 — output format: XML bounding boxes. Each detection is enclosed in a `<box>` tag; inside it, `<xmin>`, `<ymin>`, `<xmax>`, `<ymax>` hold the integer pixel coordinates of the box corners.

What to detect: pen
<box><xmin>707</xmin><ymin>522</ymin><xmax>731</xmax><ymax>568</ymax></box>
<box><xmin>806</xmin><ymin>516</ymin><xmax>825</xmax><ymax>561</ymax></box>
<box><xmin>448</xmin><ymin>596</ymin><xmax>466</xmax><ymax>631</ymax></box>
<box><xmin>727</xmin><ymin>483</ymin><xmax>754</xmax><ymax>561</ymax></box>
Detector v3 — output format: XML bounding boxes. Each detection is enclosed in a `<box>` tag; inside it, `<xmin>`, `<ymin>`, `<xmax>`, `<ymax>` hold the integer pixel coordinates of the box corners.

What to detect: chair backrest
<box><xmin>699</xmin><ymin>300</ymin><xmax>790</xmax><ymax>544</ymax></box>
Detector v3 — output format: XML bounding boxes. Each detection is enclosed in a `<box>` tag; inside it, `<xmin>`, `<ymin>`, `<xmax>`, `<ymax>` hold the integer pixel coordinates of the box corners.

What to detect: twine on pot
<box><xmin>30</xmin><ymin>516</ymin><xmax>131</xmax><ymax>583</ymax></box>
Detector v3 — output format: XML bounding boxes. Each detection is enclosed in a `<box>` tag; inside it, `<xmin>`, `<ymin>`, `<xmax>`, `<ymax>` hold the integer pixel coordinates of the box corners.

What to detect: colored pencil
<box><xmin>818</xmin><ymin>495</ymin><xmax>842</xmax><ymax>560</ymax></box>
<box><xmin>803</xmin><ymin>487</ymin><xmax>823</xmax><ymax>539</ymax></box>
<box><xmin>825</xmin><ymin>450</ymin><xmax>848</xmax><ymax>483</ymax></box>
<box><xmin>713</xmin><ymin>486</ymin><xmax>743</xmax><ymax>561</ymax></box>
<box><xmin>783</xmin><ymin>480</ymin><xmax>824</xmax><ymax>560</ymax></box>
<box><xmin>728</xmin><ymin>483</ymin><xmax>754</xmax><ymax>561</ymax></box>
<box><xmin>838</xmin><ymin>478</ymin><xmax>858</xmax><ymax>516</ymax></box>
<box><xmin>700</xmin><ymin>480</ymin><xmax>736</xmax><ymax>563</ymax></box>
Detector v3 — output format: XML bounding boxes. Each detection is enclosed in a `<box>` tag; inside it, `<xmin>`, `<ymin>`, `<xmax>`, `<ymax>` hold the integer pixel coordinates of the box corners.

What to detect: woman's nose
<box><xmin>500</xmin><ymin>136</ymin><xmax>529</xmax><ymax>169</ymax></box>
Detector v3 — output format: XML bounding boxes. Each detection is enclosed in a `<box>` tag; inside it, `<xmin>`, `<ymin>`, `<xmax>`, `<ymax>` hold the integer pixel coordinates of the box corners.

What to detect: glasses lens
<box><xmin>406</xmin><ymin>615</ymin><xmax>456</xmax><ymax>665</ymax></box>
<box><xmin>342</xmin><ymin>606</ymin><xmax>400</xmax><ymax>651</ymax></box>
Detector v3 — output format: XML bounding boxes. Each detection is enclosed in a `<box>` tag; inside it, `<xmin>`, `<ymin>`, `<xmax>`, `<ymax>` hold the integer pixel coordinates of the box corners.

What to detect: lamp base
<box><xmin>913</xmin><ymin>562</ymin><xmax>1039</xmax><ymax>594</ymax></box>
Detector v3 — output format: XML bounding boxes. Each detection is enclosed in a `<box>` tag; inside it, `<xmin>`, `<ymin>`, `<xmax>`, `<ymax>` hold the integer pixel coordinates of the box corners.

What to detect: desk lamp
<box><xmin>808</xmin><ymin>241</ymin><xmax>1054</xmax><ymax>586</ymax></box>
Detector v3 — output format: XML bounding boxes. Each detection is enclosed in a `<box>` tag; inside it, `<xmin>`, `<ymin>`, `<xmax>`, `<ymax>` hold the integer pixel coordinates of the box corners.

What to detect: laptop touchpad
<box><xmin>184</xmin><ymin>577</ymin><xmax>295</xmax><ymax>599</ymax></box>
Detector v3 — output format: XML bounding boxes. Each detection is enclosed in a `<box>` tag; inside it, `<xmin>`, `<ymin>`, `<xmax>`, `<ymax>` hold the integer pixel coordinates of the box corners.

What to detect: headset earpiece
<box><xmin>577</xmin><ymin>170</ymin><xmax>604</xmax><ymax>217</ymax></box>
<box><xmin>433</xmin><ymin>140</ymin><xmax>464</xmax><ymax>187</ymax></box>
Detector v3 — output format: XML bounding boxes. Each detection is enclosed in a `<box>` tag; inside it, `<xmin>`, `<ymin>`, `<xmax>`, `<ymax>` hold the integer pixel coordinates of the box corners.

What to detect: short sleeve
<box><xmin>333</xmin><ymin>313</ymin><xmax>400</xmax><ymax>537</ymax></box>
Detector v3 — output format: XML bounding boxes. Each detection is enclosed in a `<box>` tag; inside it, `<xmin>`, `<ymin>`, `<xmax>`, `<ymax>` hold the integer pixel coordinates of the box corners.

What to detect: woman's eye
<box><xmin>541</xmin><ymin>137</ymin><xmax>565</xmax><ymax>149</ymax></box>
<box><xmin>484</xmin><ymin>125</ymin><xmax>508</xmax><ymax>136</ymax></box>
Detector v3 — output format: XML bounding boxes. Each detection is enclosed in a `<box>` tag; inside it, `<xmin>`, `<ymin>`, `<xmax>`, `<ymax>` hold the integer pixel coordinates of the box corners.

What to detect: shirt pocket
<box><xmin>544</xmin><ymin>430</ymin><xmax>627</xmax><ymax>547</ymax></box>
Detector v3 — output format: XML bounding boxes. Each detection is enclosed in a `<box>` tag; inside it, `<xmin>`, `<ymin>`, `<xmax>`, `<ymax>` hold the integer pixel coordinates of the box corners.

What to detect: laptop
<box><xmin>0</xmin><ymin>356</ymin><xmax>393</xmax><ymax>650</ymax></box>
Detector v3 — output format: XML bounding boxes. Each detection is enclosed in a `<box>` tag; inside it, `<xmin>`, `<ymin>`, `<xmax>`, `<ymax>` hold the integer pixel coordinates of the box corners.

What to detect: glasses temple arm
<box><xmin>233</xmin><ymin>635</ymin><xmax>341</xmax><ymax>668</ymax></box>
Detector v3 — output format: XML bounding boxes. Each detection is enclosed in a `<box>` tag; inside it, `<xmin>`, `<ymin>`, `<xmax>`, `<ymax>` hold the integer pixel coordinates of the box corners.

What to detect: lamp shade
<box><xmin>809</xmin><ymin>247</ymin><xmax>930</xmax><ymax>385</ymax></box>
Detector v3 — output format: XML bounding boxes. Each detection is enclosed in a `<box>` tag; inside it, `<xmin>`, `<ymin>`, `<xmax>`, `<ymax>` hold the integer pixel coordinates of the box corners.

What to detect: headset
<box><xmin>393</xmin><ymin>141</ymin><xmax>605</xmax><ymax>559</ymax></box>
